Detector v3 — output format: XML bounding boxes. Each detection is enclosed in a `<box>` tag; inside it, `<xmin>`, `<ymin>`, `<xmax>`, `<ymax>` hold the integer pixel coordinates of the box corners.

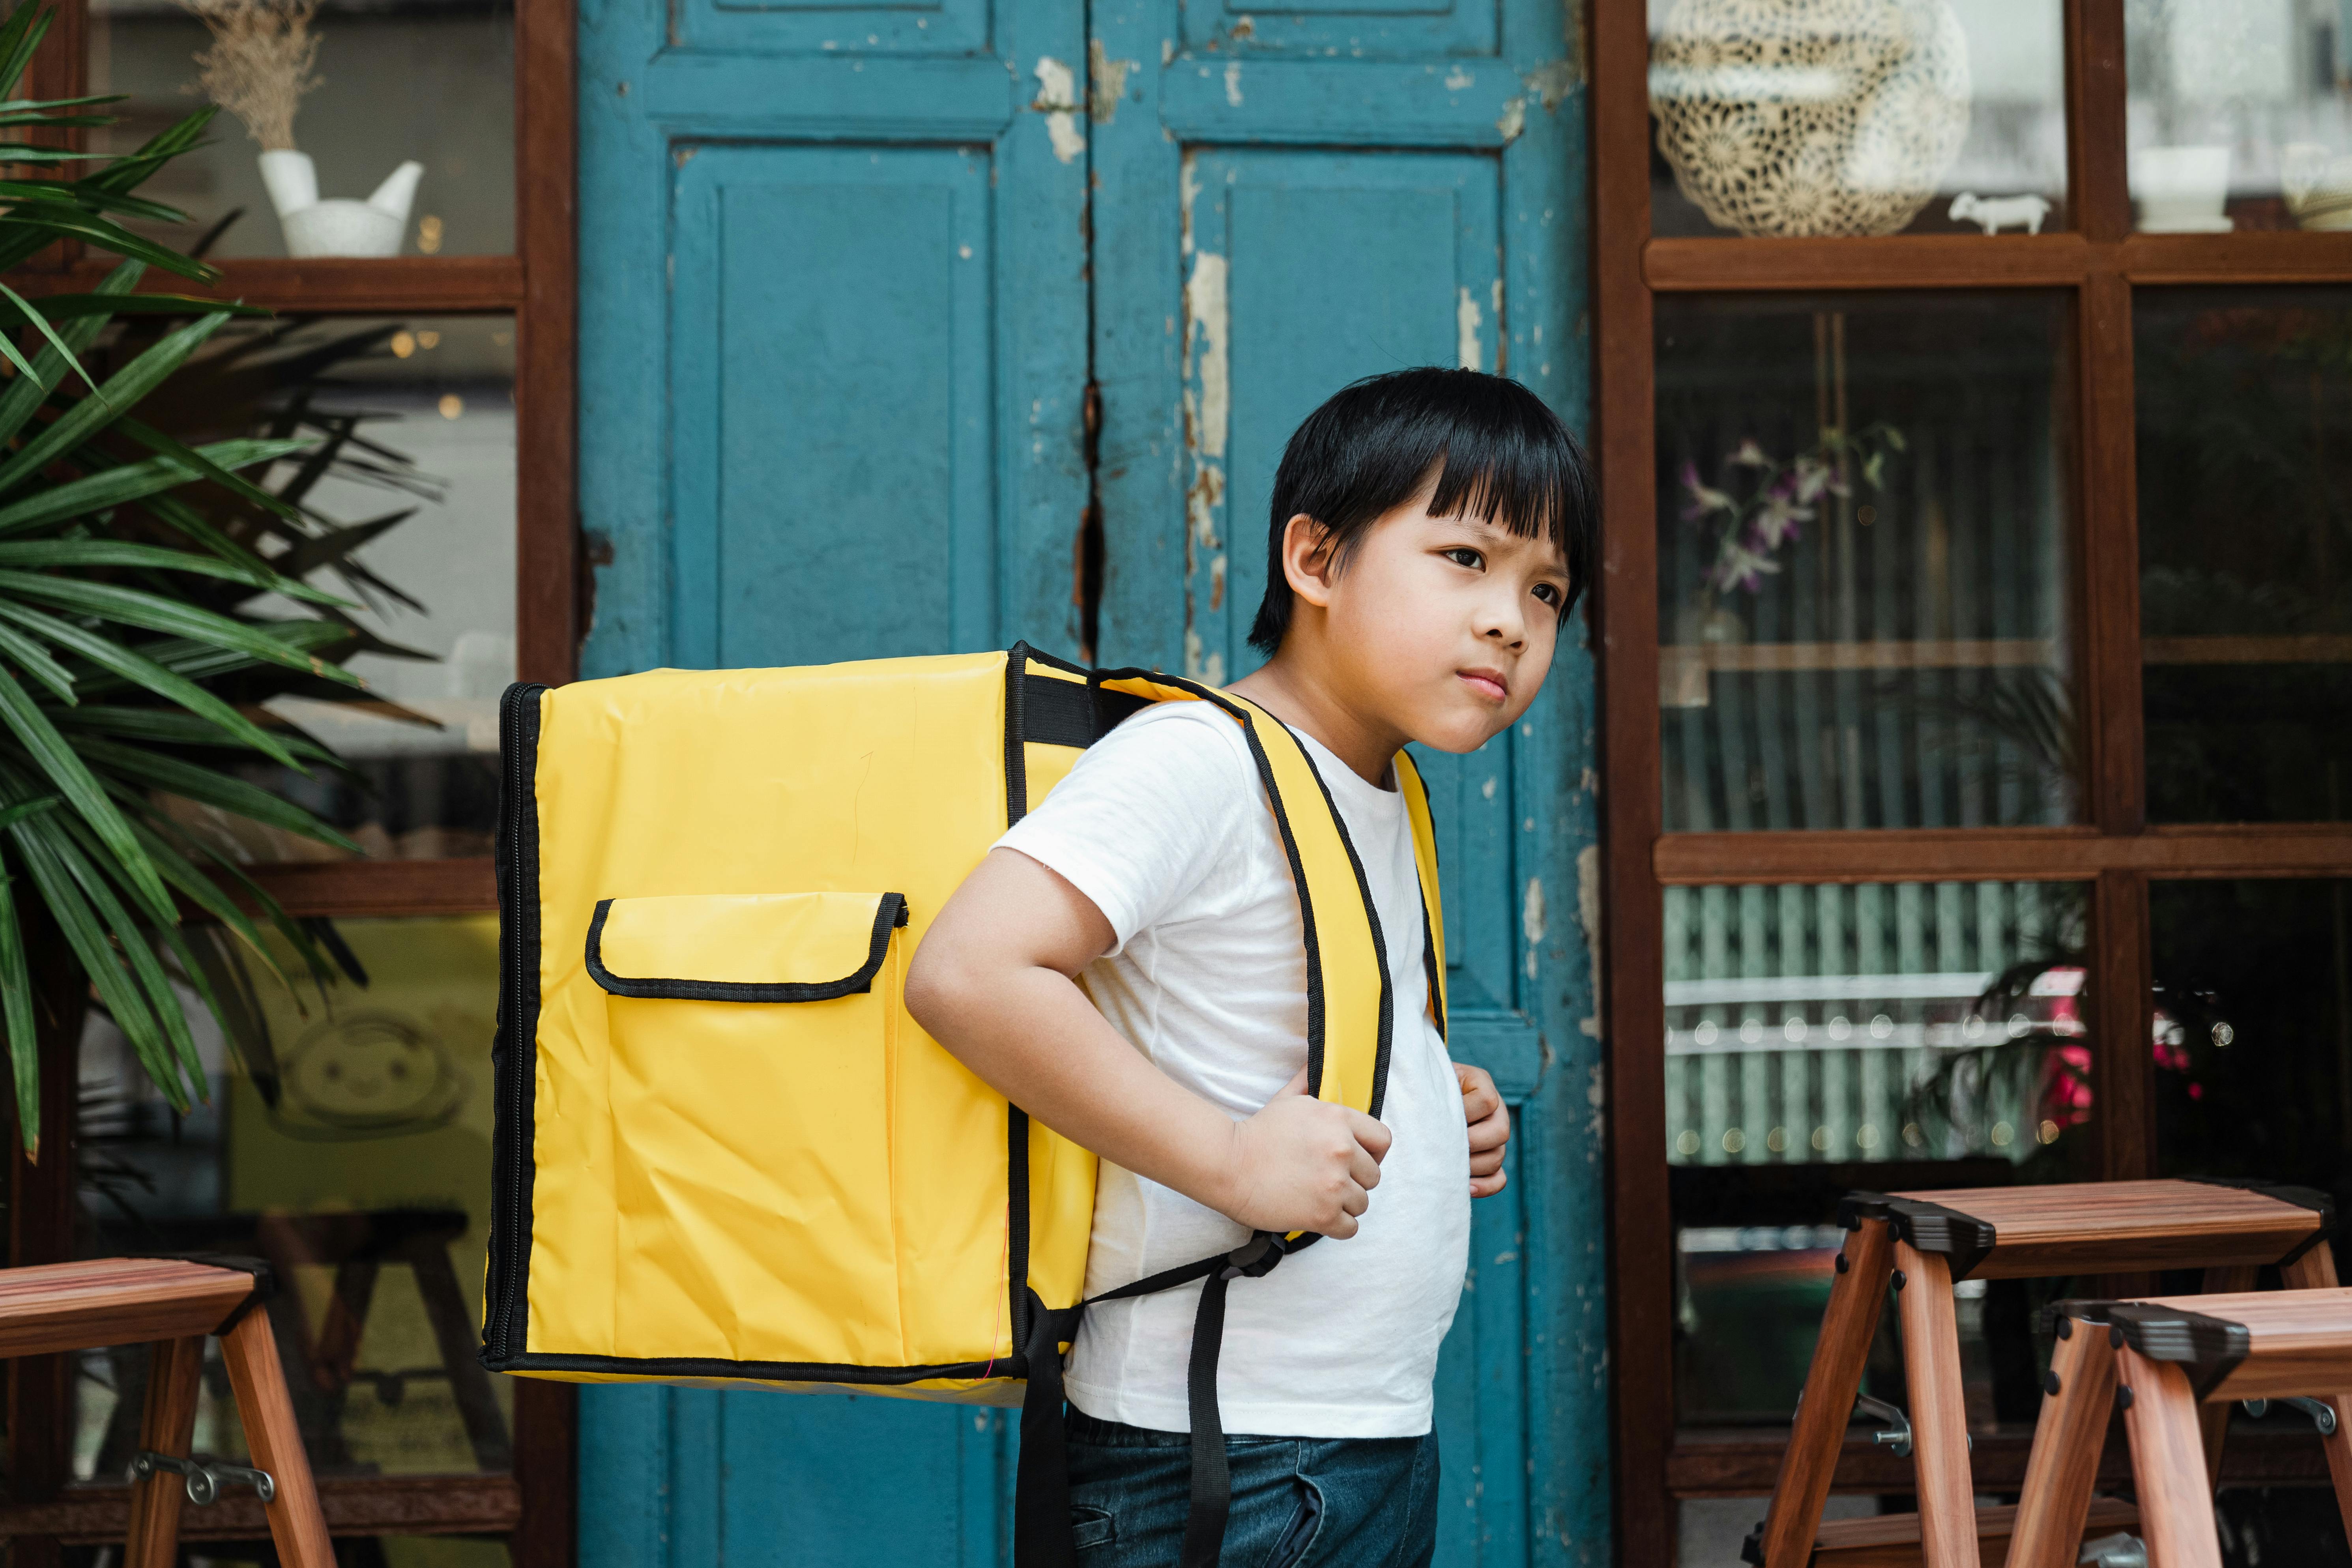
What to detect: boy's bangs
<box><xmin>1422</xmin><ymin>439</ymin><xmax>1570</xmax><ymax>558</ymax></box>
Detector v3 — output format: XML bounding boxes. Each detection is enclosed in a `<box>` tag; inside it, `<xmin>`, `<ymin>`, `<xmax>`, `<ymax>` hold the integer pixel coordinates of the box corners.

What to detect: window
<box><xmin>1</xmin><ymin>0</ymin><xmax>574</xmax><ymax>1557</ymax></box>
<box><xmin>1594</xmin><ymin>0</ymin><xmax>2352</xmax><ymax>1556</ymax></box>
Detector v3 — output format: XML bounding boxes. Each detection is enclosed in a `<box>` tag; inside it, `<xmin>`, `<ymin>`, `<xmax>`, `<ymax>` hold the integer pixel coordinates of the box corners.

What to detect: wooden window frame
<box><xmin>0</xmin><ymin>0</ymin><xmax>578</xmax><ymax>1557</ymax></box>
<box><xmin>1589</xmin><ymin>0</ymin><xmax>2352</xmax><ymax>1557</ymax></box>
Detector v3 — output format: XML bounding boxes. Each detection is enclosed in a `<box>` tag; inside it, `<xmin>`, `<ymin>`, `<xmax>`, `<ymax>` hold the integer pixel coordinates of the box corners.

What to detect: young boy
<box><xmin>906</xmin><ymin>368</ymin><xmax>1596</xmax><ymax>1566</ymax></box>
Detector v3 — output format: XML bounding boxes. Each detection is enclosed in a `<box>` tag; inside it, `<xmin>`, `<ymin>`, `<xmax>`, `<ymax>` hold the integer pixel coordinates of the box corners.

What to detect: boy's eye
<box><xmin>1442</xmin><ymin>547</ymin><xmax>1484</xmax><ymax>570</ymax></box>
<box><xmin>1533</xmin><ymin>583</ymin><xmax>1562</xmax><ymax>606</ymax></box>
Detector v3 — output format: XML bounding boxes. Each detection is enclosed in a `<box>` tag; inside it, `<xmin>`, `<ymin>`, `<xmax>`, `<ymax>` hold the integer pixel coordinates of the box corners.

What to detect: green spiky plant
<box><xmin>0</xmin><ymin>0</ymin><xmax>390</xmax><ymax>1154</ymax></box>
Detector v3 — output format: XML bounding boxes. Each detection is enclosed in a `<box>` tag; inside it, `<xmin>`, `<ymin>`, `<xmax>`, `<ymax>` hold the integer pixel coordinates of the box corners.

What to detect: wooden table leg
<box><xmin>2195</xmin><ymin>1265</ymin><xmax>2258</xmax><ymax>1486</ymax></box>
<box><xmin>408</xmin><ymin>1234</ymin><xmax>515</xmax><ymax>1470</ymax></box>
<box><xmin>219</xmin><ymin>1307</ymin><xmax>335</xmax><ymax>1568</ymax></box>
<box><xmin>123</xmin><ymin>1335</ymin><xmax>204</xmax><ymax>1568</ymax></box>
<box><xmin>2279</xmin><ymin>1244</ymin><xmax>2352</xmax><ymax>1539</ymax></box>
<box><xmin>2006</xmin><ymin>1312</ymin><xmax>2117</xmax><ymax>1568</ymax></box>
<box><xmin>1755</xmin><ymin>1217</ymin><xmax>1895</xmax><ymax>1568</ymax></box>
<box><xmin>1895</xmin><ymin>1241</ymin><xmax>1981</xmax><ymax>1568</ymax></box>
<box><xmin>2117</xmin><ymin>1346</ymin><xmax>2223</xmax><ymax>1568</ymax></box>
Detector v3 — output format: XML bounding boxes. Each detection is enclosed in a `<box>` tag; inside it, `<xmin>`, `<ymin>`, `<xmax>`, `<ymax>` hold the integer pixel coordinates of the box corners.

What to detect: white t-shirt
<box><xmin>995</xmin><ymin>700</ymin><xmax>1469</xmax><ymax>1437</ymax></box>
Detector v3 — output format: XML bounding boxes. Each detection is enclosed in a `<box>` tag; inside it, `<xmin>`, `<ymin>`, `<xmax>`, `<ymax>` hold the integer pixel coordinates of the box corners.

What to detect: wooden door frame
<box><xmin>1588</xmin><ymin>0</ymin><xmax>2352</xmax><ymax>1557</ymax></box>
<box><xmin>0</xmin><ymin>0</ymin><xmax>578</xmax><ymax>1555</ymax></box>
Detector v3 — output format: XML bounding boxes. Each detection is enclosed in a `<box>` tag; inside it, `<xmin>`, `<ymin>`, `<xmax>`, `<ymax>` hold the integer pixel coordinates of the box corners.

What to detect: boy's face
<box><xmin>1303</xmin><ymin>495</ymin><xmax>1573</xmax><ymax>754</ymax></box>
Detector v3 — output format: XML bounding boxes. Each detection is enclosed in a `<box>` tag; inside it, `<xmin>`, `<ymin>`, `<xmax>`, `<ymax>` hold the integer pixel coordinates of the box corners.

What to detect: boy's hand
<box><xmin>1459</xmin><ymin>1064</ymin><xmax>1510</xmax><ymax>1197</ymax></box>
<box><xmin>1221</xmin><ymin>1069</ymin><xmax>1392</xmax><ymax>1238</ymax></box>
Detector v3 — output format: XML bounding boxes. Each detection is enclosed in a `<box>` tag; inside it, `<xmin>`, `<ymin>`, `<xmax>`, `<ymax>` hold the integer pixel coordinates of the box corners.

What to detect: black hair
<box><xmin>1246</xmin><ymin>367</ymin><xmax>1597</xmax><ymax>656</ymax></box>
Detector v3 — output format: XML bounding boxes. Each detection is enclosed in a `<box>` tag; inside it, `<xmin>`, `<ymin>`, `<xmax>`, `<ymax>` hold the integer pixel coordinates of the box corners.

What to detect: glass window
<box><xmin>1647</xmin><ymin>0</ymin><xmax>2070</xmax><ymax>238</ymax></box>
<box><xmin>2125</xmin><ymin>0</ymin><xmax>2352</xmax><ymax>232</ymax></box>
<box><xmin>1666</xmin><ymin>878</ymin><xmax>2092</xmax><ymax>1427</ymax></box>
<box><xmin>1656</xmin><ymin>293</ymin><xmax>2077</xmax><ymax>832</ymax></box>
<box><xmin>88</xmin><ymin>0</ymin><xmax>515</xmax><ymax>259</ymax></box>
<box><xmin>143</xmin><ymin>315</ymin><xmax>517</xmax><ymax>862</ymax></box>
<box><xmin>2150</xmin><ymin>878</ymin><xmax>2352</xmax><ymax>1205</ymax></box>
<box><xmin>73</xmin><ymin>915</ymin><xmax>511</xmax><ymax>1483</ymax></box>
<box><xmin>2137</xmin><ymin>291</ymin><xmax>2352</xmax><ymax>825</ymax></box>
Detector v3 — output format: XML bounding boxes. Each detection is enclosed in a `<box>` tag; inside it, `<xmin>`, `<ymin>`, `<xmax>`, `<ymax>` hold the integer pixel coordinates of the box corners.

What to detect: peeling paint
<box><xmin>1184</xmin><ymin>252</ymin><xmax>1230</xmax><ymax>458</ymax></box>
<box><xmin>1229</xmin><ymin>14</ymin><xmax>1254</xmax><ymax>39</ymax></box>
<box><xmin>1088</xmin><ymin>39</ymin><xmax>1135</xmax><ymax>124</ymax></box>
<box><xmin>1162</xmin><ymin>37</ymin><xmax>1175</xmax><ymax>65</ymax></box>
<box><xmin>1187</xmin><ymin>462</ymin><xmax>1224</xmax><ymax>549</ymax></box>
<box><xmin>1456</xmin><ymin>286</ymin><xmax>1483</xmax><ymax>372</ymax></box>
<box><xmin>1224</xmin><ymin>59</ymin><xmax>1244</xmax><ymax>105</ymax></box>
<box><xmin>1523</xmin><ymin>56</ymin><xmax>1580</xmax><ymax>111</ymax></box>
<box><xmin>1444</xmin><ymin>64</ymin><xmax>1474</xmax><ymax>90</ymax></box>
<box><xmin>1183</xmin><ymin>628</ymin><xmax>1226</xmax><ymax>686</ymax></box>
<box><xmin>1587</xmin><ymin>1061</ymin><xmax>1605</xmax><ymax>1140</ymax></box>
<box><xmin>1495</xmin><ymin>95</ymin><xmax>1526</xmax><ymax>142</ymax></box>
<box><xmin>1576</xmin><ymin>844</ymin><xmax>1603</xmax><ymax>1038</ymax></box>
<box><xmin>1179</xmin><ymin>154</ymin><xmax>1201</xmax><ymax>256</ymax></box>
<box><xmin>1522</xmin><ymin>875</ymin><xmax>1547</xmax><ymax>981</ymax></box>
<box><xmin>1210</xmin><ymin>553</ymin><xmax>1227</xmax><ymax>610</ymax></box>
<box><xmin>1481</xmin><ymin>775</ymin><xmax>1497</xmax><ymax>800</ymax></box>
<box><xmin>1031</xmin><ymin>57</ymin><xmax>1085</xmax><ymax>164</ymax></box>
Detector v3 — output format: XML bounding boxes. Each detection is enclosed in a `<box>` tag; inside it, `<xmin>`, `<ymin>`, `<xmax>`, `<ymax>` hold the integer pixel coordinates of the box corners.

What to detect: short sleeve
<box><xmin>995</xmin><ymin>704</ymin><xmax>1263</xmax><ymax>955</ymax></box>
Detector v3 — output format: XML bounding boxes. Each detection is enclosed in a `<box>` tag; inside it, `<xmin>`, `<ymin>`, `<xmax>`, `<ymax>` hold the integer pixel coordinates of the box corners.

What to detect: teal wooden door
<box><xmin>569</xmin><ymin>0</ymin><xmax>1609</xmax><ymax>1547</ymax></box>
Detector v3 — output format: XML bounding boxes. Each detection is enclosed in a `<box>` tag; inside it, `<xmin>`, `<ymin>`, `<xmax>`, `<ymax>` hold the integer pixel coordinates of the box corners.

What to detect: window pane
<box><xmin>74</xmin><ymin>916</ymin><xmax>512</xmax><ymax>1481</ymax></box>
<box><xmin>89</xmin><ymin>0</ymin><xmax>515</xmax><ymax>258</ymax></box>
<box><xmin>2125</xmin><ymin>0</ymin><xmax>2352</xmax><ymax>233</ymax></box>
<box><xmin>1647</xmin><ymin>0</ymin><xmax>2070</xmax><ymax>238</ymax></box>
<box><xmin>148</xmin><ymin>316</ymin><xmax>517</xmax><ymax>862</ymax></box>
<box><xmin>1667</xmin><ymin>879</ymin><xmax>2093</xmax><ymax>1427</ymax></box>
<box><xmin>1656</xmin><ymin>293</ymin><xmax>2078</xmax><ymax>831</ymax></box>
<box><xmin>2137</xmin><ymin>291</ymin><xmax>2352</xmax><ymax>824</ymax></box>
<box><xmin>2150</xmin><ymin>879</ymin><xmax>2352</xmax><ymax>1204</ymax></box>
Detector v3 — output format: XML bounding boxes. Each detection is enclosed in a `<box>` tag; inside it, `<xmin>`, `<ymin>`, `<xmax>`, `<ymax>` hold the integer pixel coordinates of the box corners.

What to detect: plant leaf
<box><xmin>25</xmin><ymin>292</ymin><xmax>266</xmax><ymax>320</ymax></box>
<box><xmin>118</xmin><ymin>808</ymin><xmax>293</xmax><ymax>992</ymax></box>
<box><xmin>0</xmin><ymin>309</ymin><xmax>229</xmax><ymax>497</ymax></box>
<box><xmin>114</xmin><ymin>415</ymin><xmax>309</xmax><ymax>528</ymax></box>
<box><xmin>72</xmin><ymin>734</ymin><xmax>361</xmax><ymax>852</ymax></box>
<box><xmin>0</xmin><ymin>438</ymin><xmax>311</xmax><ymax>537</ymax></box>
<box><xmin>0</xmin><ymin>1</ymin><xmax>53</xmax><ymax>108</ymax></box>
<box><xmin>0</xmin><ymin>259</ymin><xmax>137</xmax><ymax>450</ymax></box>
<box><xmin>0</xmin><ymin>599</ymin><xmax>304</xmax><ymax>766</ymax></box>
<box><xmin>52</xmin><ymin>809</ymin><xmax>202</xmax><ymax>1088</ymax></box>
<box><xmin>0</xmin><ymin>570</ymin><xmax>362</xmax><ymax>685</ymax></box>
<box><xmin>0</xmin><ymin>612</ymin><xmax>75</xmax><ymax>701</ymax></box>
<box><xmin>0</xmin><ymin>660</ymin><xmax>170</xmax><ymax>917</ymax></box>
<box><xmin>0</xmin><ymin>858</ymin><xmax>37</xmax><ymax>1154</ymax></box>
<box><xmin>6</xmin><ymin>809</ymin><xmax>184</xmax><ymax>1110</ymax></box>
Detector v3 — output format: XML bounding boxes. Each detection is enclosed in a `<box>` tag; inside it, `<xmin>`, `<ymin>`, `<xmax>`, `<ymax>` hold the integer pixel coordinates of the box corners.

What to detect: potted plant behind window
<box><xmin>0</xmin><ymin>0</ymin><xmax>411</xmax><ymax>1153</ymax></box>
<box><xmin>173</xmin><ymin>0</ymin><xmax>423</xmax><ymax>258</ymax></box>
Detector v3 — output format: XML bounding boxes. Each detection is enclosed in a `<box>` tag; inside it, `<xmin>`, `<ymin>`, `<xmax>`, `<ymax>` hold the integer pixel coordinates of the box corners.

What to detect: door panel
<box><xmin>671</xmin><ymin>146</ymin><xmax>1000</xmax><ymax>668</ymax></box>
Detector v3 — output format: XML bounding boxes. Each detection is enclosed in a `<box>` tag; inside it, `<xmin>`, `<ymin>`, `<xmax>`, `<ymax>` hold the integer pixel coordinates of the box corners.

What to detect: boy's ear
<box><xmin>1279</xmin><ymin>513</ymin><xmax>1341</xmax><ymax>610</ymax></box>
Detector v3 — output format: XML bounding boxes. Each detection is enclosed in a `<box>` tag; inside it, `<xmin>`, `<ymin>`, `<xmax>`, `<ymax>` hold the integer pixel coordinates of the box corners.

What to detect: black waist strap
<box><xmin>1014</xmin><ymin>1231</ymin><xmax>1306</xmax><ymax>1568</ymax></box>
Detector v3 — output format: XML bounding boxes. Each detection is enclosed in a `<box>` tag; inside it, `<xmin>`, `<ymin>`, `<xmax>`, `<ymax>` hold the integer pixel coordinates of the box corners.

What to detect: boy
<box><xmin>906</xmin><ymin>368</ymin><xmax>1596</xmax><ymax>1565</ymax></box>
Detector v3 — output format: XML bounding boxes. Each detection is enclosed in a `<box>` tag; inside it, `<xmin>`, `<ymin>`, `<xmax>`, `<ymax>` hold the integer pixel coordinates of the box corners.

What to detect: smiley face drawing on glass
<box><xmin>278</xmin><ymin>1010</ymin><xmax>469</xmax><ymax>1138</ymax></box>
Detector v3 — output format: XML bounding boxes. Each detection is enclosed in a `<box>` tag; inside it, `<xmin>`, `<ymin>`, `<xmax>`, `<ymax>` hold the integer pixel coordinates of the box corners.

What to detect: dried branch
<box><xmin>173</xmin><ymin>0</ymin><xmax>322</xmax><ymax>152</ymax></box>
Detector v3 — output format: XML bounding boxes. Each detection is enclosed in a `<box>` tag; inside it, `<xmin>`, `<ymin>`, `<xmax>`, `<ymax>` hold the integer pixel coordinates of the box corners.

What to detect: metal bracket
<box><xmin>2242</xmin><ymin>1396</ymin><xmax>2340</xmax><ymax>1437</ymax></box>
<box><xmin>130</xmin><ymin>1451</ymin><xmax>276</xmax><ymax>1505</ymax></box>
<box><xmin>1851</xmin><ymin>1393</ymin><xmax>1970</xmax><ymax>1456</ymax></box>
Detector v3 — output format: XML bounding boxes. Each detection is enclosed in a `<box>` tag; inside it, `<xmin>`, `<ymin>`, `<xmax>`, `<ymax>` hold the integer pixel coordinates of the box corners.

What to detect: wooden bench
<box><xmin>0</xmin><ymin>1256</ymin><xmax>331</xmax><ymax>1568</ymax></box>
<box><xmin>2013</xmin><ymin>1287</ymin><xmax>2352</xmax><ymax>1568</ymax></box>
<box><xmin>1747</xmin><ymin>1178</ymin><xmax>2337</xmax><ymax>1568</ymax></box>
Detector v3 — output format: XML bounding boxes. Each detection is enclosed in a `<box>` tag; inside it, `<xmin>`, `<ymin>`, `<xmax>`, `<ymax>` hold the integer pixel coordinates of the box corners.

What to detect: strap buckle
<box><xmin>1220</xmin><ymin>1233</ymin><xmax>1288</xmax><ymax>1281</ymax></box>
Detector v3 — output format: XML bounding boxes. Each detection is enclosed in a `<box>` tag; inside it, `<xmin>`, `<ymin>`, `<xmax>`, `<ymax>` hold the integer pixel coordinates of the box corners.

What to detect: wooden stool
<box><xmin>1747</xmin><ymin>1178</ymin><xmax>2336</xmax><ymax>1568</ymax></box>
<box><xmin>2011</xmin><ymin>1287</ymin><xmax>2352</xmax><ymax>1568</ymax></box>
<box><xmin>0</xmin><ymin>1256</ymin><xmax>333</xmax><ymax>1568</ymax></box>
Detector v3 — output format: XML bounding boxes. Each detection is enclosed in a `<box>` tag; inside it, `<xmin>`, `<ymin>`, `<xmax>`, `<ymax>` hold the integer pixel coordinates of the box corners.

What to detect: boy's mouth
<box><xmin>1458</xmin><ymin>667</ymin><xmax>1509</xmax><ymax>704</ymax></box>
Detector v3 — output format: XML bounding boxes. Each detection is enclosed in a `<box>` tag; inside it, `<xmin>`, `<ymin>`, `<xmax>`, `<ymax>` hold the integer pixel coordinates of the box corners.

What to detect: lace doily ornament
<box><xmin>1651</xmin><ymin>0</ymin><xmax>1972</xmax><ymax>237</ymax></box>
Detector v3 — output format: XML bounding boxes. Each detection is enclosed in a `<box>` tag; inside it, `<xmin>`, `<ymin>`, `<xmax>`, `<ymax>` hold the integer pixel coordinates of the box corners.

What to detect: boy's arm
<box><xmin>906</xmin><ymin>846</ymin><xmax>1393</xmax><ymax>1239</ymax></box>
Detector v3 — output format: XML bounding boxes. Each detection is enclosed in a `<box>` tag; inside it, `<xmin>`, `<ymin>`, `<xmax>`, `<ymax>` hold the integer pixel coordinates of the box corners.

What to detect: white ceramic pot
<box><xmin>2283</xmin><ymin>142</ymin><xmax>2352</xmax><ymax>230</ymax></box>
<box><xmin>2129</xmin><ymin>144</ymin><xmax>2232</xmax><ymax>232</ymax></box>
<box><xmin>258</xmin><ymin>149</ymin><xmax>425</xmax><ymax>258</ymax></box>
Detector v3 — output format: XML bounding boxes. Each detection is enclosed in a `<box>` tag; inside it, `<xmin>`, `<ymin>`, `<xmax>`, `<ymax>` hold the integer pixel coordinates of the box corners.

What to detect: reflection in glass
<box><xmin>1657</xmin><ymin>293</ymin><xmax>2076</xmax><ymax>832</ymax></box>
<box><xmin>88</xmin><ymin>0</ymin><xmax>514</xmax><ymax>259</ymax></box>
<box><xmin>2150</xmin><ymin>879</ymin><xmax>2352</xmax><ymax>1210</ymax></box>
<box><xmin>1666</xmin><ymin>878</ymin><xmax>2090</xmax><ymax>1426</ymax></box>
<box><xmin>2125</xmin><ymin>0</ymin><xmax>2352</xmax><ymax>232</ymax></box>
<box><xmin>2137</xmin><ymin>292</ymin><xmax>2352</xmax><ymax>823</ymax></box>
<box><xmin>73</xmin><ymin>917</ymin><xmax>510</xmax><ymax>1483</ymax></box>
<box><xmin>142</xmin><ymin>316</ymin><xmax>518</xmax><ymax>861</ymax></box>
<box><xmin>1648</xmin><ymin>0</ymin><xmax>2069</xmax><ymax>238</ymax></box>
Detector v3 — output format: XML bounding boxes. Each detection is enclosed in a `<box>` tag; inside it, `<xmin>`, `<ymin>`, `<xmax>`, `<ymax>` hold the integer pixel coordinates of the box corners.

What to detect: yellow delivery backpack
<box><xmin>479</xmin><ymin>643</ymin><xmax>1447</xmax><ymax>1566</ymax></box>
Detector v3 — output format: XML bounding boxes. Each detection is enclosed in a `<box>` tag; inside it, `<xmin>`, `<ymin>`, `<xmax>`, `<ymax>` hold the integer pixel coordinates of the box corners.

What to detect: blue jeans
<box><xmin>1065</xmin><ymin>1405</ymin><xmax>1440</xmax><ymax>1568</ymax></box>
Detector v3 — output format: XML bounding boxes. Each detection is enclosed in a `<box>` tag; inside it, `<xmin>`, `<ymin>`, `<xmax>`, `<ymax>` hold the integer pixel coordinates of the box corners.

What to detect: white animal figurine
<box><xmin>258</xmin><ymin>150</ymin><xmax>425</xmax><ymax>259</ymax></box>
<box><xmin>1948</xmin><ymin>192</ymin><xmax>2052</xmax><ymax>235</ymax></box>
